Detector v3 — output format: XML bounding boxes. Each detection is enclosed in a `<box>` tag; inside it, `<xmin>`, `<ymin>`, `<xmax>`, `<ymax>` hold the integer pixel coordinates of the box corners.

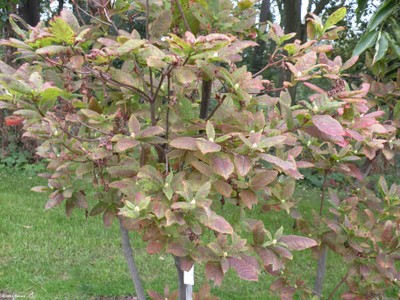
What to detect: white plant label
<box><xmin>183</xmin><ymin>265</ymin><xmax>194</xmax><ymax>285</ymax></box>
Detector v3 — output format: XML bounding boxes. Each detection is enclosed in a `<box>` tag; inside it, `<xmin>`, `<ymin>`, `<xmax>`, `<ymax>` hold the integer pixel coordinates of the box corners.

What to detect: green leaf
<box><xmin>393</xmin><ymin>100</ymin><xmax>400</xmax><ymax>119</ymax></box>
<box><xmin>9</xmin><ymin>15</ymin><xmax>28</xmax><ymax>39</ymax></box>
<box><xmin>367</xmin><ymin>0</ymin><xmax>398</xmax><ymax>32</ymax></box>
<box><xmin>149</xmin><ymin>10</ymin><xmax>172</xmax><ymax>39</ymax></box>
<box><xmin>174</xmin><ymin>67</ymin><xmax>197</xmax><ymax>84</ymax></box>
<box><xmin>389</xmin><ymin>17</ymin><xmax>400</xmax><ymax>44</ymax></box>
<box><xmin>39</xmin><ymin>87</ymin><xmax>66</xmax><ymax>104</ymax></box>
<box><xmin>372</xmin><ymin>31</ymin><xmax>389</xmax><ymax>64</ymax></box>
<box><xmin>384</xmin><ymin>32</ymin><xmax>400</xmax><ymax>59</ymax></box>
<box><xmin>206</xmin><ymin>121</ymin><xmax>215</xmax><ymax>141</ymax></box>
<box><xmin>195</xmin><ymin>182</ymin><xmax>211</xmax><ymax>201</ymax></box>
<box><xmin>117</xmin><ymin>39</ymin><xmax>146</xmax><ymax>55</ymax></box>
<box><xmin>353</xmin><ymin>30</ymin><xmax>379</xmax><ymax>56</ymax></box>
<box><xmin>356</xmin><ymin>0</ymin><xmax>368</xmax><ymax>22</ymax></box>
<box><xmin>49</xmin><ymin>17</ymin><xmax>75</xmax><ymax>45</ymax></box>
<box><xmin>323</xmin><ymin>7</ymin><xmax>347</xmax><ymax>31</ymax></box>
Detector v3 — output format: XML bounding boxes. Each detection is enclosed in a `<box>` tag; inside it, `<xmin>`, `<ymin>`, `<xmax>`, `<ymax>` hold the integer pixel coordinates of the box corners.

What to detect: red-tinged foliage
<box><xmin>4</xmin><ymin>115</ymin><xmax>24</xmax><ymax>126</ymax></box>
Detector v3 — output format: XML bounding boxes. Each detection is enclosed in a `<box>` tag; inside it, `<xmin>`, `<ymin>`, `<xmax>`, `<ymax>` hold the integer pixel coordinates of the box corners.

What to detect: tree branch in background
<box><xmin>175</xmin><ymin>0</ymin><xmax>190</xmax><ymax>32</ymax></box>
<box><xmin>200</xmin><ymin>80</ymin><xmax>212</xmax><ymax>120</ymax></box>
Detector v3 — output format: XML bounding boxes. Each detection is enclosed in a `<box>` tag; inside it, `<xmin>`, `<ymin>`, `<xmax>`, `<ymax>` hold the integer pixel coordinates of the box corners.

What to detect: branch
<box><xmin>175</xmin><ymin>0</ymin><xmax>190</xmax><ymax>32</ymax></box>
<box><xmin>205</xmin><ymin>95</ymin><xmax>226</xmax><ymax>121</ymax></box>
<box><xmin>313</xmin><ymin>0</ymin><xmax>331</xmax><ymax>16</ymax></box>
<box><xmin>119</xmin><ymin>218</ymin><xmax>146</xmax><ymax>300</ymax></box>
<box><xmin>71</xmin><ymin>0</ymin><xmax>114</xmax><ymax>27</ymax></box>
<box><xmin>200</xmin><ymin>79</ymin><xmax>212</xmax><ymax>119</ymax></box>
<box><xmin>327</xmin><ymin>272</ymin><xmax>348</xmax><ymax>300</ymax></box>
<box><xmin>146</xmin><ymin>0</ymin><xmax>150</xmax><ymax>39</ymax></box>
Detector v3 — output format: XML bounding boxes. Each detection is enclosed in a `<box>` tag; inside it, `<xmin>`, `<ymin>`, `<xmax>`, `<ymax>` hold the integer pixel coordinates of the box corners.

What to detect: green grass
<box><xmin>0</xmin><ymin>170</ymin><xmax>348</xmax><ymax>299</ymax></box>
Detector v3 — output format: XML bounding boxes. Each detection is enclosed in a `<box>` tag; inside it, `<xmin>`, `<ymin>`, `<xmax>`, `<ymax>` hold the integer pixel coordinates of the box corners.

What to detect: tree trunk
<box><xmin>314</xmin><ymin>244</ymin><xmax>328</xmax><ymax>298</ymax></box>
<box><xmin>174</xmin><ymin>256</ymin><xmax>192</xmax><ymax>300</ymax></box>
<box><xmin>278</xmin><ymin>0</ymin><xmax>304</xmax><ymax>101</ymax></box>
<box><xmin>250</xmin><ymin>0</ymin><xmax>271</xmax><ymax>73</ymax></box>
<box><xmin>18</xmin><ymin>0</ymin><xmax>40</xmax><ymax>26</ymax></box>
<box><xmin>119</xmin><ymin>219</ymin><xmax>146</xmax><ymax>300</ymax></box>
<box><xmin>58</xmin><ymin>0</ymin><xmax>65</xmax><ymax>14</ymax></box>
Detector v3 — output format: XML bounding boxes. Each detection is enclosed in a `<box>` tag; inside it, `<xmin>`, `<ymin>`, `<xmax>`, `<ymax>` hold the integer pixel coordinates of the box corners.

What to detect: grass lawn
<box><xmin>0</xmin><ymin>170</ymin><xmax>349</xmax><ymax>299</ymax></box>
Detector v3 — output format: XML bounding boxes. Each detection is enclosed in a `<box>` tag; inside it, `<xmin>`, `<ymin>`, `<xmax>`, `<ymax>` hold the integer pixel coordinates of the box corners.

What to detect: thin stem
<box><xmin>175</xmin><ymin>0</ymin><xmax>190</xmax><ymax>32</ymax></box>
<box><xmin>103</xmin><ymin>7</ymin><xmax>119</xmax><ymax>33</ymax></box>
<box><xmin>72</xmin><ymin>0</ymin><xmax>114</xmax><ymax>27</ymax></box>
<box><xmin>119</xmin><ymin>218</ymin><xmax>146</xmax><ymax>300</ymax></box>
<box><xmin>205</xmin><ymin>95</ymin><xmax>226</xmax><ymax>121</ymax></box>
<box><xmin>252</xmin><ymin>49</ymin><xmax>282</xmax><ymax>77</ymax></box>
<box><xmin>165</xmin><ymin>74</ymin><xmax>171</xmax><ymax>141</ymax></box>
<box><xmin>150</xmin><ymin>100</ymin><xmax>156</xmax><ymax>126</ymax></box>
<box><xmin>146</xmin><ymin>0</ymin><xmax>150</xmax><ymax>40</ymax></box>
<box><xmin>327</xmin><ymin>272</ymin><xmax>348</xmax><ymax>300</ymax></box>
<box><xmin>69</xmin><ymin>114</ymin><xmax>110</xmax><ymax>136</ymax></box>
<box><xmin>314</xmin><ymin>169</ymin><xmax>330</xmax><ymax>298</ymax></box>
<box><xmin>319</xmin><ymin>170</ymin><xmax>328</xmax><ymax>217</ymax></box>
<box><xmin>132</xmin><ymin>60</ymin><xmax>152</xmax><ymax>100</ymax></box>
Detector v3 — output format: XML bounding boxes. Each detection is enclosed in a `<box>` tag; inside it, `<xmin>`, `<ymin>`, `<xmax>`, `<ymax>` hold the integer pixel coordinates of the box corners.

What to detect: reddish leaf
<box><xmin>312</xmin><ymin>115</ymin><xmax>344</xmax><ymax>136</ymax></box>
<box><xmin>239</xmin><ymin>189</ymin><xmax>258</xmax><ymax>209</ymax></box>
<box><xmin>65</xmin><ymin>199</ymin><xmax>75</xmax><ymax>217</ymax></box>
<box><xmin>261</xmin><ymin>154</ymin><xmax>296</xmax><ymax>171</ymax></box>
<box><xmin>255</xmin><ymin>246</ymin><xmax>283</xmax><ymax>271</ymax></box>
<box><xmin>251</xmin><ymin>170</ymin><xmax>278</xmax><ymax>191</ymax></box>
<box><xmin>281</xmin><ymin>286</ymin><xmax>296</xmax><ymax>300</ymax></box>
<box><xmin>115</xmin><ymin>137</ymin><xmax>139</xmax><ymax>152</ymax></box>
<box><xmin>234</xmin><ymin>155</ymin><xmax>252</xmax><ymax>177</ymax></box>
<box><xmin>180</xmin><ymin>256</ymin><xmax>194</xmax><ymax>272</ymax></box>
<box><xmin>279</xmin><ymin>235</ymin><xmax>317</xmax><ymax>251</ymax></box>
<box><xmin>147</xmin><ymin>240</ymin><xmax>164</xmax><ymax>254</ymax></box>
<box><xmin>211</xmin><ymin>154</ymin><xmax>234</xmax><ymax>180</ymax></box>
<box><xmin>170</xmin><ymin>137</ymin><xmax>197</xmax><ymax>150</ymax></box>
<box><xmin>191</xmin><ymin>160</ymin><xmax>214</xmax><ymax>177</ymax></box>
<box><xmin>128</xmin><ymin>114</ymin><xmax>141</xmax><ymax>134</ymax></box>
<box><xmin>207</xmin><ymin>213</ymin><xmax>233</xmax><ymax>234</ymax></box>
<box><xmin>205</xmin><ymin>262</ymin><xmax>224</xmax><ymax>286</ymax></box>
<box><xmin>213</xmin><ymin>180</ymin><xmax>233</xmax><ymax>197</ymax></box>
<box><xmin>270</xmin><ymin>278</ymin><xmax>286</xmax><ymax>292</ymax></box>
<box><xmin>148</xmin><ymin>290</ymin><xmax>164</xmax><ymax>300</ymax></box>
<box><xmin>196</xmin><ymin>139</ymin><xmax>221</xmax><ymax>154</ymax></box>
<box><xmin>227</xmin><ymin>256</ymin><xmax>259</xmax><ymax>281</ymax></box>
<box><xmin>45</xmin><ymin>192</ymin><xmax>64</xmax><ymax>210</ymax></box>
<box><xmin>75</xmin><ymin>191</ymin><xmax>88</xmax><ymax>209</ymax></box>
<box><xmin>103</xmin><ymin>208</ymin><xmax>115</xmax><ymax>227</ymax></box>
<box><xmin>252</xmin><ymin>222</ymin><xmax>266</xmax><ymax>245</ymax></box>
<box><xmin>381</xmin><ymin>220</ymin><xmax>393</xmax><ymax>245</ymax></box>
<box><xmin>5</xmin><ymin>115</ymin><xmax>24</xmax><ymax>126</ymax></box>
<box><xmin>376</xmin><ymin>253</ymin><xmax>394</xmax><ymax>270</ymax></box>
<box><xmin>166</xmin><ymin>236</ymin><xmax>192</xmax><ymax>257</ymax></box>
<box><xmin>273</xmin><ymin>246</ymin><xmax>293</xmax><ymax>260</ymax></box>
<box><xmin>136</xmin><ymin>126</ymin><xmax>165</xmax><ymax>139</ymax></box>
